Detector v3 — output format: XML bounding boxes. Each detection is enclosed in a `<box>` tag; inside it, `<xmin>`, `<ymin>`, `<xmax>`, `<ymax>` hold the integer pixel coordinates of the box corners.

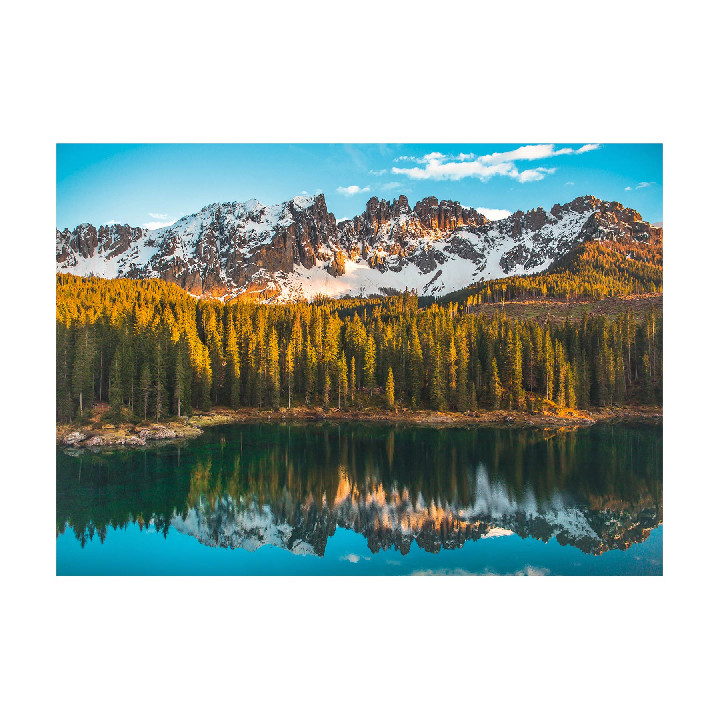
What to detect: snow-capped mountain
<box><xmin>56</xmin><ymin>193</ymin><xmax>662</xmax><ymax>301</ymax></box>
<box><xmin>169</xmin><ymin>467</ymin><xmax>661</xmax><ymax>557</ymax></box>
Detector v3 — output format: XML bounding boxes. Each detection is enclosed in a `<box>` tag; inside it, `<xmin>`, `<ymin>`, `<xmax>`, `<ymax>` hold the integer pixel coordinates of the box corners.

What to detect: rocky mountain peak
<box><xmin>57</xmin><ymin>193</ymin><xmax>661</xmax><ymax>302</ymax></box>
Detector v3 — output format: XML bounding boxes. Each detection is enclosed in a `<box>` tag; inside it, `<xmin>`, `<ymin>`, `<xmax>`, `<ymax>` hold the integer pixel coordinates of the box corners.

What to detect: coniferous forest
<box><xmin>56</xmin><ymin>273</ymin><xmax>662</xmax><ymax>424</ymax></box>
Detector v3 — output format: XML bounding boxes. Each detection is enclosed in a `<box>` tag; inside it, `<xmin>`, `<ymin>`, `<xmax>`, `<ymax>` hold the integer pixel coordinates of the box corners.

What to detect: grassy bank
<box><xmin>57</xmin><ymin>402</ymin><xmax>662</xmax><ymax>449</ymax></box>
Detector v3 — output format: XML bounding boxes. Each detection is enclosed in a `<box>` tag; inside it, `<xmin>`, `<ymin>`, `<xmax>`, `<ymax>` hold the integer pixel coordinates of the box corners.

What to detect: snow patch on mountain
<box><xmin>57</xmin><ymin>193</ymin><xmax>660</xmax><ymax>302</ymax></box>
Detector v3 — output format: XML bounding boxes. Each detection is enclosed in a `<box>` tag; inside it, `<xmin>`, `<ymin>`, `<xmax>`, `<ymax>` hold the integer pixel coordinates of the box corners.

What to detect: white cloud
<box><xmin>626</xmin><ymin>181</ymin><xmax>656</xmax><ymax>191</ymax></box>
<box><xmin>368</xmin><ymin>169</ymin><xmax>387</xmax><ymax>176</ymax></box>
<box><xmin>565</xmin><ymin>181</ymin><xmax>575</xmax><ymax>186</ymax></box>
<box><xmin>393</xmin><ymin>159</ymin><xmax>516</xmax><ymax>181</ymax></box>
<box><xmin>104</xmin><ymin>219</ymin><xmax>118</xmax><ymax>225</ymax></box>
<box><xmin>476</xmin><ymin>206</ymin><xmax>512</xmax><ymax>221</ymax></box>
<box><xmin>517</xmin><ymin>167</ymin><xmax>556</xmax><ymax>183</ymax></box>
<box><xmin>340</xmin><ymin>553</ymin><xmax>370</xmax><ymax>563</ymax></box>
<box><xmin>481</xmin><ymin>565</ymin><xmax>551</xmax><ymax>576</ymax></box>
<box><xmin>143</xmin><ymin>211</ymin><xmax>177</xmax><ymax>230</ymax></box>
<box><xmin>337</xmin><ymin>185</ymin><xmax>370</xmax><ymax>196</ymax></box>
<box><xmin>391</xmin><ymin>143</ymin><xmax>600</xmax><ymax>183</ymax></box>
<box><xmin>144</xmin><ymin>218</ymin><xmax>177</xmax><ymax>230</ymax></box>
<box><xmin>380</xmin><ymin>181</ymin><xmax>403</xmax><ymax>192</ymax></box>
<box><xmin>479</xmin><ymin>143</ymin><xmax>558</xmax><ymax>164</ymax></box>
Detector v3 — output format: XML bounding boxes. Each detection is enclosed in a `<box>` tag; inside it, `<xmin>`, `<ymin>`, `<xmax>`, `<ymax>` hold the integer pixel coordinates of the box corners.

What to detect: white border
<box><xmin>3</xmin><ymin>1</ymin><xmax>717</xmax><ymax>717</ymax></box>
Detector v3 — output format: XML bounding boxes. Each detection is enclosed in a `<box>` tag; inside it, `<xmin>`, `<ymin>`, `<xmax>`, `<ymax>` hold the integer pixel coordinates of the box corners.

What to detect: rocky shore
<box><xmin>57</xmin><ymin>405</ymin><xmax>662</xmax><ymax>450</ymax></box>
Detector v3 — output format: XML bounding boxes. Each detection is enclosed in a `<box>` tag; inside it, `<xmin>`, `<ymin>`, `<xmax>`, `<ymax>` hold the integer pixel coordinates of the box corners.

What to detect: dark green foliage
<box><xmin>56</xmin><ymin>275</ymin><xmax>662</xmax><ymax>420</ymax></box>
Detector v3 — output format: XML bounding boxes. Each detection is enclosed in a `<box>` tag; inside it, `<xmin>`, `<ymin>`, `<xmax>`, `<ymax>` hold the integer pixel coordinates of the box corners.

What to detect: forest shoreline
<box><xmin>56</xmin><ymin>404</ymin><xmax>663</xmax><ymax>450</ymax></box>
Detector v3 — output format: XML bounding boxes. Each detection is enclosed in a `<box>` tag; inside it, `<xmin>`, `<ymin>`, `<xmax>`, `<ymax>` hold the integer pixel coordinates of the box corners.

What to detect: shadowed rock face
<box><xmin>56</xmin><ymin>194</ymin><xmax>662</xmax><ymax>300</ymax></box>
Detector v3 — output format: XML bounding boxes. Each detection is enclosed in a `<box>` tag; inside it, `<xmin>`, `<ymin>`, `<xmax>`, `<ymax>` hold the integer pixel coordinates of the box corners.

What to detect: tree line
<box><xmin>56</xmin><ymin>274</ymin><xmax>662</xmax><ymax>422</ymax></box>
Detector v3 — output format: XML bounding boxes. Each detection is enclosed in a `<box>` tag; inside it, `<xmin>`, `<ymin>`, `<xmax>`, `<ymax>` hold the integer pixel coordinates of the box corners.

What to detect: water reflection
<box><xmin>56</xmin><ymin>422</ymin><xmax>662</xmax><ymax>557</ymax></box>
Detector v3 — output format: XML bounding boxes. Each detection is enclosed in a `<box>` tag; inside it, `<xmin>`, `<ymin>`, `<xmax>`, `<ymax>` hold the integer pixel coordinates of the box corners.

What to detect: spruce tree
<box><xmin>385</xmin><ymin>367</ymin><xmax>395</xmax><ymax>408</ymax></box>
<box><xmin>338</xmin><ymin>353</ymin><xmax>348</xmax><ymax>409</ymax></box>
<box><xmin>349</xmin><ymin>356</ymin><xmax>356</xmax><ymax>405</ymax></box>
<box><xmin>139</xmin><ymin>362</ymin><xmax>152</xmax><ymax>421</ymax></box>
<box><xmin>109</xmin><ymin>352</ymin><xmax>123</xmax><ymax>417</ymax></box>
<box><xmin>71</xmin><ymin>325</ymin><xmax>95</xmax><ymax>419</ymax></box>
<box><xmin>490</xmin><ymin>358</ymin><xmax>503</xmax><ymax>410</ymax></box>
<box><xmin>268</xmin><ymin>329</ymin><xmax>280</xmax><ymax>409</ymax></box>
<box><xmin>363</xmin><ymin>335</ymin><xmax>376</xmax><ymax>390</ymax></box>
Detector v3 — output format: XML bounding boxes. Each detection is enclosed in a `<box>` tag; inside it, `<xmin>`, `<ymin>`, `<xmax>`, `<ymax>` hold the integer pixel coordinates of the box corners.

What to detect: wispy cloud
<box><xmin>576</xmin><ymin>143</ymin><xmax>600</xmax><ymax>154</ymax></box>
<box><xmin>380</xmin><ymin>181</ymin><xmax>403</xmax><ymax>192</ymax></box>
<box><xmin>368</xmin><ymin>169</ymin><xmax>387</xmax><ymax>176</ymax></box>
<box><xmin>476</xmin><ymin>206</ymin><xmax>512</xmax><ymax>221</ymax></box>
<box><xmin>625</xmin><ymin>181</ymin><xmax>655</xmax><ymax>191</ymax></box>
<box><xmin>144</xmin><ymin>212</ymin><xmax>177</xmax><ymax>230</ymax></box>
<box><xmin>340</xmin><ymin>553</ymin><xmax>370</xmax><ymax>563</ymax></box>
<box><xmin>337</xmin><ymin>185</ymin><xmax>371</xmax><ymax>196</ymax></box>
<box><xmin>143</xmin><ymin>212</ymin><xmax>177</xmax><ymax>230</ymax></box>
<box><xmin>391</xmin><ymin>144</ymin><xmax>600</xmax><ymax>183</ymax></box>
<box><xmin>144</xmin><ymin>220</ymin><xmax>177</xmax><ymax>230</ymax></box>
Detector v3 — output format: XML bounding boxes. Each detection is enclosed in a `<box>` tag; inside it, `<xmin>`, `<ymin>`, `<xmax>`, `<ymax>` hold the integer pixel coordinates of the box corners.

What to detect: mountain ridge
<box><xmin>56</xmin><ymin>193</ymin><xmax>662</xmax><ymax>302</ymax></box>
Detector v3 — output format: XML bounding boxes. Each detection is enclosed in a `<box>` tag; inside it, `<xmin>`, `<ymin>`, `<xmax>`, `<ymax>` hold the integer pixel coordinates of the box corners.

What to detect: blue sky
<box><xmin>56</xmin><ymin>143</ymin><xmax>662</xmax><ymax>230</ymax></box>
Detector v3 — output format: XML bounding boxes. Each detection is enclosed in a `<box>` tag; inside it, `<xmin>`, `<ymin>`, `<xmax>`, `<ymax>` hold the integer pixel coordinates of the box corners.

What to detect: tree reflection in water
<box><xmin>57</xmin><ymin>422</ymin><xmax>662</xmax><ymax>557</ymax></box>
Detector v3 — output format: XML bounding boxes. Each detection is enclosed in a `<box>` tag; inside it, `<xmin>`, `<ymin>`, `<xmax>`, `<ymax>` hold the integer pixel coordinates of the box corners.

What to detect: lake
<box><xmin>56</xmin><ymin>421</ymin><xmax>662</xmax><ymax>575</ymax></box>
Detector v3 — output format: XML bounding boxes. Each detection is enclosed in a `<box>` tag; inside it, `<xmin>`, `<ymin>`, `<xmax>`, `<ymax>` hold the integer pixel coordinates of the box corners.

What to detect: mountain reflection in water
<box><xmin>56</xmin><ymin>422</ymin><xmax>662</xmax><ymax>560</ymax></box>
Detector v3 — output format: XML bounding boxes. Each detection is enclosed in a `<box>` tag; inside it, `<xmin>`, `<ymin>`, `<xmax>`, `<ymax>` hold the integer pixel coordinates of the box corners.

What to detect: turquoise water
<box><xmin>56</xmin><ymin>421</ymin><xmax>662</xmax><ymax>575</ymax></box>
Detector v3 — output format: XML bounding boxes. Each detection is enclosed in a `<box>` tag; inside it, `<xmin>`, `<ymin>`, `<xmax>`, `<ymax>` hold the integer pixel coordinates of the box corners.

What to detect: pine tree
<box><xmin>349</xmin><ymin>356</ymin><xmax>356</xmax><ymax>405</ymax></box>
<box><xmin>285</xmin><ymin>338</ymin><xmax>295</xmax><ymax>409</ymax></box>
<box><xmin>56</xmin><ymin>324</ymin><xmax>73</xmax><ymax>422</ymax></box>
<box><xmin>455</xmin><ymin>327</ymin><xmax>469</xmax><ymax>411</ymax></box>
<box><xmin>338</xmin><ymin>353</ymin><xmax>348</xmax><ymax>409</ymax></box>
<box><xmin>490</xmin><ymin>358</ymin><xmax>503</xmax><ymax>410</ymax></box>
<box><xmin>408</xmin><ymin>322</ymin><xmax>424</xmax><ymax>408</ymax></box>
<box><xmin>430</xmin><ymin>343</ymin><xmax>447</xmax><ymax>411</ymax></box>
<box><xmin>565</xmin><ymin>366</ymin><xmax>576</xmax><ymax>409</ymax></box>
<box><xmin>198</xmin><ymin>345</ymin><xmax>212</xmax><ymax>411</ymax></box>
<box><xmin>139</xmin><ymin>362</ymin><xmax>152</xmax><ymax>421</ymax></box>
<box><xmin>174</xmin><ymin>341</ymin><xmax>191</xmax><ymax>417</ymax></box>
<box><xmin>448</xmin><ymin>334</ymin><xmax>458</xmax><ymax>406</ymax></box>
<box><xmin>71</xmin><ymin>325</ymin><xmax>95</xmax><ymax>418</ymax></box>
<box><xmin>641</xmin><ymin>351</ymin><xmax>652</xmax><ymax>403</ymax></box>
<box><xmin>363</xmin><ymin>335</ymin><xmax>376</xmax><ymax>390</ymax></box>
<box><xmin>109</xmin><ymin>351</ymin><xmax>123</xmax><ymax>416</ymax></box>
<box><xmin>385</xmin><ymin>367</ymin><xmax>395</xmax><ymax>408</ymax></box>
<box><xmin>153</xmin><ymin>335</ymin><xmax>168</xmax><ymax>421</ymax></box>
<box><xmin>542</xmin><ymin>329</ymin><xmax>554</xmax><ymax>401</ymax></box>
<box><xmin>554</xmin><ymin>339</ymin><xmax>566</xmax><ymax>407</ymax></box>
<box><xmin>305</xmin><ymin>341</ymin><xmax>317</xmax><ymax>405</ymax></box>
<box><xmin>226</xmin><ymin>321</ymin><xmax>241</xmax><ymax>409</ymax></box>
<box><xmin>268</xmin><ymin>329</ymin><xmax>280</xmax><ymax>409</ymax></box>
